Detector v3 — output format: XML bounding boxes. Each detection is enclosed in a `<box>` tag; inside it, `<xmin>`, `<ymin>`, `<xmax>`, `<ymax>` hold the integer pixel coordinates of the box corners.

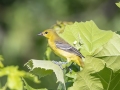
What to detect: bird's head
<box><xmin>38</xmin><ymin>29</ymin><xmax>57</xmax><ymax>39</ymax></box>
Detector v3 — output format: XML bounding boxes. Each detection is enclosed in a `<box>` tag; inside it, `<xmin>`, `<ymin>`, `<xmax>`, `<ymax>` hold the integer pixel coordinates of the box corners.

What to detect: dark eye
<box><xmin>44</xmin><ymin>32</ymin><xmax>48</xmax><ymax>34</ymax></box>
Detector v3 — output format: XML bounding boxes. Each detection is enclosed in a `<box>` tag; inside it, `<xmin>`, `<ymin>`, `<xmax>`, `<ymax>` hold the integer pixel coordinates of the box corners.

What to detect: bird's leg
<box><xmin>52</xmin><ymin>60</ymin><xmax>73</xmax><ymax>73</ymax></box>
<box><xmin>52</xmin><ymin>60</ymin><xmax>80</xmax><ymax>73</ymax></box>
<box><xmin>52</xmin><ymin>60</ymin><xmax>67</xmax><ymax>69</ymax></box>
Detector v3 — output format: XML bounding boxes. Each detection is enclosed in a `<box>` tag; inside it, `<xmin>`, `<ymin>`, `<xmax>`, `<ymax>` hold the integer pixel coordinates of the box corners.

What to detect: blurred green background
<box><xmin>0</xmin><ymin>0</ymin><xmax>120</xmax><ymax>68</ymax></box>
<box><xmin>0</xmin><ymin>0</ymin><xmax>120</xmax><ymax>87</ymax></box>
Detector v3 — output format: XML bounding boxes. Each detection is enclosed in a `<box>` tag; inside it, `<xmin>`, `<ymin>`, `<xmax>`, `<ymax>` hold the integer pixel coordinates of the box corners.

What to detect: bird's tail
<box><xmin>71</xmin><ymin>56</ymin><xmax>84</xmax><ymax>68</ymax></box>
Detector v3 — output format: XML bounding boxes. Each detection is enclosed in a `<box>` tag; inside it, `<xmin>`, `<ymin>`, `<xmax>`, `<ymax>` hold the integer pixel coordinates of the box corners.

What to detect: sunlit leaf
<box><xmin>116</xmin><ymin>2</ymin><xmax>120</xmax><ymax>8</ymax></box>
<box><xmin>8</xmin><ymin>75</ymin><xmax>23</xmax><ymax>90</ymax></box>
<box><xmin>101</xmin><ymin>56</ymin><xmax>120</xmax><ymax>72</ymax></box>
<box><xmin>66</xmin><ymin>71</ymin><xmax>77</xmax><ymax>80</ymax></box>
<box><xmin>44</xmin><ymin>46</ymin><xmax>52</xmax><ymax>60</ymax></box>
<box><xmin>95</xmin><ymin>33</ymin><xmax>120</xmax><ymax>57</ymax></box>
<box><xmin>0</xmin><ymin>66</ymin><xmax>39</xmax><ymax>90</ymax></box>
<box><xmin>68</xmin><ymin>57</ymin><xmax>105</xmax><ymax>90</ymax></box>
<box><xmin>60</xmin><ymin>20</ymin><xmax>113</xmax><ymax>56</ymax></box>
<box><xmin>25</xmin><ymin>59</ymin><xmax>66</xmax><ymax>89</ymax></box>
<box><xmin>0</xmin><ymin>66</ymin><xmax>24</xmax><ymax>90</ymax></box>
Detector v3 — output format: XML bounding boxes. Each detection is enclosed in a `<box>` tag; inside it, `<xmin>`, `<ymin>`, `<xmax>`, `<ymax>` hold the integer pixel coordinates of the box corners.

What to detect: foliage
<box><xmin>116</xmin><ymin>2</ymin><xmax>120</xmax><ymax>8</ymax></box>
<box><xmin>1</xmin><ymin>19</ymin><xmax>120</xmax><ymax>90</ymax></box>
<box><xmin>25</xmin><ymin>59</ymin><xmax>65</xmax><ymax>90</ymax></box>
<box><xmin>1</xmin><ymin>19</ymin><xmax>120</xmax><ymax>89</ymax></box>
<box><xmin>0</xmin><ymin>2</ymin><xmax>120</xmax><ymax>89</ymax></box>
<box><xmin>0</xmin><ymin>58</ymin><xmax>40</xmax><ymax>90</ymax></box>
<box><xmin>24</xmin><ymin>20</ymin><xmax>120</xmax><ymax>90</ymax></box>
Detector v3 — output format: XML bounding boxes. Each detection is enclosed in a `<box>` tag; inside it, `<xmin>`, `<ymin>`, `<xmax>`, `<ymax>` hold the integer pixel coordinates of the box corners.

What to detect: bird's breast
<box><xmin>48</xmin><ymin>40</ymin><xmax>77</xmax><ymax>60</ymax></box>
<box><xmin>48</xmin><ymin>40</ymin><xmax>62</xmax><ymax>56</ymax></box>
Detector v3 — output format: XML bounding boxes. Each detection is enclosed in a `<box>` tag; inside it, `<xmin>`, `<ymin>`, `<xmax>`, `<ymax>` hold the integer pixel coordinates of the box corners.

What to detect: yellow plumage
<box><xmin>38</xmin><ymin>29</ymin><xmax>84</xmax><ymax>67</ymax></box>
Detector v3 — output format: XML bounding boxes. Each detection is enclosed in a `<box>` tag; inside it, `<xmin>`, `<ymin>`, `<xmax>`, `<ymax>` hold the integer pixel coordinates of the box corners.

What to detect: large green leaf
<box><xmin>101</xmin><ymin>56</ymin><xmax>120</xmax><ymax>72</ymax></box>
<box><xmin>68</xmin><ymin>57</ymin><xmax>105</xmax><ymax>90</ymax></box>
<box><xmin>95</xmin><ymin>33</ymin><xmax>120</xmax><ymax>57</ymax></box>
<box><xmin>60</xmin><ymin>20</ymin><xmax>113</xmax><ymax>56</ymax></box>
<box><xmin>92</xmin><ymin>32</ymin><xmax>120</xmax><ymax>73</ymax></box>
<box><xmin>92</xmin><ymin>67</ymin><xmax>120</xmax><ymax>90</ymax></box>
<box><xmin>68</xmin><ymin>56</ymin><xmax>120</xmax><ymax>90</ymax></box>
<box><xmin>25</xmin><ymin>59</ymin><xmax>66</xmax><ymax>89</ymax></box>
<box><xmin>59</xmin><ymin>23</ymin><xmax>80</xmax><ymax>45</ymax></box>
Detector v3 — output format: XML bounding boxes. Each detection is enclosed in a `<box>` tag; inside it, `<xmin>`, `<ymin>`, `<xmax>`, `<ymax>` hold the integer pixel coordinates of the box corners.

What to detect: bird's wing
<box><xmin>55</xmin><ymin>41</ymin><xmax>84</xmax><ymax>58</ymax></box>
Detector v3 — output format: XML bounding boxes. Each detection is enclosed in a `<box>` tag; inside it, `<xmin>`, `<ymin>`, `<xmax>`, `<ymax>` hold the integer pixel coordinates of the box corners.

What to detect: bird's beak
<box><xmin>38</xmin><ymin>32</ymin><xmax>43</xmax><ymax>36</ymax></box>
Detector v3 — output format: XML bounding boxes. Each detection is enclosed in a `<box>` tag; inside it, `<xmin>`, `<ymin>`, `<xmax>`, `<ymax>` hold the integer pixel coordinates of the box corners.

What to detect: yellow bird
<box><xmin>38</xmin><ymin>29</ymin><xmax>84</xmax><ymax>68</ymax></box>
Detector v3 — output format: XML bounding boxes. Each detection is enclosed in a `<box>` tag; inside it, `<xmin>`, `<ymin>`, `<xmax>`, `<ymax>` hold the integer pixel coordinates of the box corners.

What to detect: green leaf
<box><xmin>8</xmin><ymin>75</ymin><xmax>23</xmax><ymax>90</ymax></box>
<box><xmin>116</xmin><ymin>2</ymin><xmax>120</xmax><ymax>8</ymax></box>
<box><xmin>68</xmin><ymin>56</ymin><xmax>120</xmax><ymax>90</ymax></box>
<box><xmin>0</xmin><ymin>66</ymin><xmax>25</xmax><ymax>90</ymax></box>
<box><xmin>92</xmin><ymin>67</ymin><xmax>120</xmax><ymax>90</ymax></box>
<box><xmin>30</xmin><ymin>68</ymin><xmax>53</xmax><ymax>78</ymax></box>
<box><xmin>44</xmin><ymin>46</ymin><xmax>52</xmax><ymax>60</ymax></box>
<box><xmin>25</xmin><ymin>59</ymin><xmax>66</xmax><ymax>89</ymax></box>
<box><xmin>84</xmin><ymin>57</ymin><xmax>105</xmax><ymax>72</ymax></box>
<box><xmin>59</xmin><ymin>22</ymin><xmax>81</xmax><ymax>48</ymax></box>
<box><xmin>68</xmin><ymin>57</ymin><xmax>105</xmax><ymax>90</ymax></box>
<box><xmin>66</xmin><ymin>71</ymin><xmax>77</xmax><ymax>80</ymax></box>
<box><xmin>95</xmin><ymin>33</ymin><xmax>120</xmax><ymax>57</ymax></box>
<box><xmin>0</xmin><ymin>66</ymin><xmax>24</xmax><ymax>77</ymax></box>
<box><xmin>101</xmin><ymin>56</ymin><xmax>120</xmax><ymax>72</ymax></box>
<box><xmin>93</xmin><ymin>33</ymin><xmax>120</xmax><ymax>72</ymax></box>
<box><xmin>23</xmin><ymin>78</ymin><xmax>47</xmax><ymax>90</ymax></box>
<box><xmin>60</xmin><ymin>20</ymin><xmax>113</xmax><ymax>56</ymax></box>
<box><xmin>24</xmin><ymin>73</ymin><xmax>40</xmax><ymax>83</ymax></box>
<box><xmin>0</xmin><ymin>66</ymin><xmax>39</xmax><ymax>90</ymax></box>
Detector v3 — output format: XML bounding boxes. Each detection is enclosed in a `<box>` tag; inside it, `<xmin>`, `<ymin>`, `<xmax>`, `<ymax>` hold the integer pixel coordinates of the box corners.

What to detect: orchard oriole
<box><xmin>38</xmin><ymin>29</ymin><xmax>84</xmax><ymax>67</ymax></box>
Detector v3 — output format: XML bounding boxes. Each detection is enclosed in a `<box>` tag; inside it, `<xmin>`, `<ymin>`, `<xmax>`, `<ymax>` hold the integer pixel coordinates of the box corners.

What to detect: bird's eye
<box><xmin>44</xmin><ymin>32</ymin><xmax>48</xmax><ymax>34</ymax></box>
